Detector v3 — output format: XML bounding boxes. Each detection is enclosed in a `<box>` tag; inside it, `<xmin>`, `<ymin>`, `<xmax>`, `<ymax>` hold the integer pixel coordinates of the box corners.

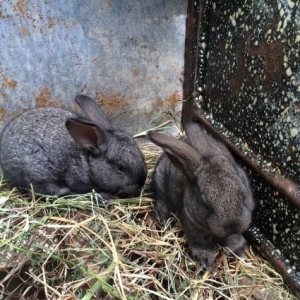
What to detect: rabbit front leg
<box><xmin>152</xmin><ymin>158</ymin><xmax>181</xmax><ymax>221</ymax></box>
<box><xmin>152</xmin><ymin>180</ymin><xmax>184</xmax><ymax>222</ymax></box>
<box><xmin>38</xmin><ymin>182</ymin><xmax>75</xmax><ymax>197</ymax></box>
<box><xmin>219</xmin><ymin>233</ymin><xmax>247</xmax><ymax>257</ymax></box>
<box><xmin>181</xmin><ymin>217</ymin><xmax>216</xmax><ymax>270</ymax></box>
<box><xmin>153</xmin><ymin>196</ymin><xmax>171</xmax><ymax>221</ymax></box>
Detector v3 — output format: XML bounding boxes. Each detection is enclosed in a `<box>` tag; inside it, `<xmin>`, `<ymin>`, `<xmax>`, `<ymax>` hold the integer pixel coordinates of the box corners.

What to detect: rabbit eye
<box><xmin>117</xmin><ymin>165</ymin><xmax>126</xmax><ymax>174</ymax></box>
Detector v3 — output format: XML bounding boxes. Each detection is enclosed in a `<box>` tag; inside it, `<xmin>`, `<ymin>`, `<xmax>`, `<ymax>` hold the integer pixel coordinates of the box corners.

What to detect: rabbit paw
<box><xmin>153</xmin><ymin>200</ymin><xmax>171</xmax><ymax>222</ymax></box>
<box><xmin>190</xmin><ymin>246</ymin><xmax>216</xmax><ymax>271</ymax></box>
<box><xmin>220</xmin><ymin>234</ymin><xmax>247</xmax><ymax>257</ymax></box>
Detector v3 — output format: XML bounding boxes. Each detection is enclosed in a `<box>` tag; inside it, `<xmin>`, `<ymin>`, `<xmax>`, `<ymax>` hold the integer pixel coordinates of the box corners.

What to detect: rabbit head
<box><xmin>65</xmin><ymin>95</ymin><xmax>147</xmax><ymax>198</ymax></box>
<box><xmin>148</xmin><ymin>122</ymin><xmax>254</xmax><ymax>239</ymax></box>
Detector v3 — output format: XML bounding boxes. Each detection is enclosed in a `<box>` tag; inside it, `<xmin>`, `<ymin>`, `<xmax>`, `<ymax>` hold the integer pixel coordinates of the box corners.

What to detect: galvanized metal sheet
<box><xmin>0</xmin><ymin>0</ymin><xmax>187</xmax><ymax>135</ymax></box>
<box><xmin>183</xmin><ymin>0</ymin><xmax>300</xmax><ymax>293</ymax></box>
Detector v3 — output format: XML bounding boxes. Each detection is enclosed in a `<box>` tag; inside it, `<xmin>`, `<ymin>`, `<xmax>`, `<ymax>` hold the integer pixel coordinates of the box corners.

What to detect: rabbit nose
<box><xmin>224</xmin><ymin>220</ymin><xmax>248</xmax><ymax>235</ymax></box>
<box><xmin>118</xmin><ymin>184</ymin><xmax>143</xmax><ymax>198</ymax></box>
<box><xmin>223</xmin><ymin>215</ymin><xmax>252</xmax><ymax>236</ymax></box>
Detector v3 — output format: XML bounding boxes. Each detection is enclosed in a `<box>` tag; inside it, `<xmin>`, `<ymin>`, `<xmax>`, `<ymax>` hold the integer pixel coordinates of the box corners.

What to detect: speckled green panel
<box><xmin>190</xmin><ymin>0</ymin><xmax>300</xmax><ymax>290</ymax></box>
<box><xmin>197</xmin><ymin>0</ymin><xmax>300</xmax><ymax>183</ymax></box>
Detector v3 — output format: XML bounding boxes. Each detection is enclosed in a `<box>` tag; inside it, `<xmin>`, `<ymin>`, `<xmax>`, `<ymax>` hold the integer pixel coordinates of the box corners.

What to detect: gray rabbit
<box><xmin>0</xmin><ymin>94</ymin><xmax>147</xmax><ymax>198</ymax></box>
<box><xmin>148</xmin><ymin>122</ymin><xmax>255</xmax><ymax>270</ymax></box>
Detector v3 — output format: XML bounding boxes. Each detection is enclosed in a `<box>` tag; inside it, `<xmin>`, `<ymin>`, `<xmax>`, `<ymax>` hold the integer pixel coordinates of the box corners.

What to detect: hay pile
<box><xmin>0</xmin><ymin>144</ymin><xmax>297</xmax><ymax>299</ymax></box>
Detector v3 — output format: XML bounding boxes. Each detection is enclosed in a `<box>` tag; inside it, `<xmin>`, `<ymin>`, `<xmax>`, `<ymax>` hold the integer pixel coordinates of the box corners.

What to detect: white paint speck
<box><xmin>277</xmin><ymin>20</ymin><xmax>282</xmax><ymax>31</ymax></box>
<box><xmin>273</xmin><ymin>224</ymin><xmax>278</xmax><ymax>234</ymax></box>
<box><xmin>230</xmin><ymin>15</ymin><xmax>236</xmax><ymax>26</ymax></box>
<box><xmin>286</xmin><ymin>67</ymin><xmax>292</xmax><ymax>76</ymax></box>
<box><xmin>279</xmin><ymin>132</ymin><xmax>283</xmax><ymax>140</ymax></box>
<box><xmin>287</xmin><ymin>0</ymin><xmax>295</xmax><ymax>8</ymax></box>
<box><xmin>290</xmin><ymin>127</ymin><xmax>298</xmax><ymax>137</ymax></box>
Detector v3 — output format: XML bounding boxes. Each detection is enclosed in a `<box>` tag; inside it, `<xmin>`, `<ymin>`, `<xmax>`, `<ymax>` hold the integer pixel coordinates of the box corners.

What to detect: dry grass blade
<box><xmin>0</xmin><ymin>148</ymin><xmax>298</xmax><ymax>300</ymax></box>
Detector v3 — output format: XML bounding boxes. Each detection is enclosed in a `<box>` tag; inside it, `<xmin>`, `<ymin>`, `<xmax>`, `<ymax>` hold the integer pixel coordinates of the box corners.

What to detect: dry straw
<box><xmin>0</xmin><ymin>143</ymin><xmax>298</xmax><ymax>299</ymax></box>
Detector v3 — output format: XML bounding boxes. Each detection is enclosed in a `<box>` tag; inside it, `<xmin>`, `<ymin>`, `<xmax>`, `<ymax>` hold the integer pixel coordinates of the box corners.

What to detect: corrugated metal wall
<box><xmin>0</xmin><ymin>0</ymin><xmax>187</xmax><ymax>135</ymax></box>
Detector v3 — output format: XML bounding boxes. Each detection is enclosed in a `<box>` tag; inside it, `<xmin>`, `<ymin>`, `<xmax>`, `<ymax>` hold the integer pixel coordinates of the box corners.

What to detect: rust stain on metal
<box><xmin>230</xmin><ymin>36</ymin><xmax>285</xmax><ymax>93</ymax></box>
<box><xmin>0</xmin><ymin>108</ymin><xmax>19</xmax><ymax>125</ymax></box>
<box><xmin>98</xmin><ymin>93</ymin><xmax>127</xmax><ymax>114</ymax></box>
<box><xmin>95</xmin><ymin>92</ymin><xmax>138</xmax><ymax>116</ymax></box>
<box><xmin>247</xmin><ymin>36</ymin><xmax>285</xmax><ymax>90</ymax></box>
<box><xmin>154</xmin><ymin>98</ymin><xmax>164</xmax><ymax>112</ymax></box>
<box><xmin>79</xmin><ymin>84</ymin><xmax>88</xmax><ymax>94</ymax></box>
<box><xmin>229</xmin><ymin>40</ymin><xmax>255</xmax><ymax>94</ymax></box>
<box><xmin>14</xmin><ymin>0</ymin><xmax>27</xmax><ymax>17</ymax></box>
<box><xmin>48</xmin><ymin>21</ymin><xmax>55</xmax><ymax>29</ymax></box>
<box><xmin>148</xmin><ymin>91</ymin><xmax>181</xmax><ymax>117</ymax></box>
<box><xmin>35</xmin><ymin>87</ymin><xmax>55</xmax><ymax>107</ymax></box>
<box><xmin>132</xmin><ymin>69</ymin><xmax>140</xmax><ymax>77</ymax></box>
<box><xmin>0</xmin><ymin>107</ymin><xmax>7</xmax><ymax>125</ymax></box>
<box><xmin>0</xmin><ymin>107</ymin><xmax>6</xmax><ymax>116</ymax></box>
<box><xmin>0</xmin><ymin>70</ymin><xmax>18</xmax><ymax>90</ymax></box>
<box><xmin>19</xmin><ymin>26</ymin><xmax>31</xmax><ymax>36</ymax></box>
<box><xmin>166</xmin><ymin>90</ymin><xmax>181</xmax><ymax>110</ymax></box>
<box><xmin>0</xmin><ymin>93</ymin><xmax>8</xmax><ymax>100</ymax></box>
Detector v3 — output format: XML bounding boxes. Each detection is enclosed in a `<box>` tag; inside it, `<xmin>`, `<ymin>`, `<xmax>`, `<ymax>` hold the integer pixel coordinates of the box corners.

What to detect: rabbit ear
<box><xmin>185</xmin><ymin>122</ymin><xmax>213</xmax><ymax>156</ymax></box>
<box><xmin>75</xmin><ymin>94</ymin><xmax>113</xmax><ymax>130</ymax></box>
<box><xmin>65</xmin><ymin>118</ymin><xmax>108</xmax><ymax>154</ymax></box>
<box><xmin>186</xmin><ymin>122</ymin><xmax>229</xmax><ymax>156</ymax></box>
<box><xmin>148</xmin><ymin>131</ymin><xmax>201</xmax><ymax>179</ymax></box>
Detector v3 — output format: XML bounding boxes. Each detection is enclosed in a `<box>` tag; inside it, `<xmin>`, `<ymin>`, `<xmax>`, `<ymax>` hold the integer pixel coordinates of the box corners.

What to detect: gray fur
<box><xmin>0</xmin><ymin>95</ymin><xmax>147</xmax><ymax>198</ymax></box>
<box><xmin>148</xmin><ymin>122</ymin><xmax>255</xmax><ymax>270</ymax></box>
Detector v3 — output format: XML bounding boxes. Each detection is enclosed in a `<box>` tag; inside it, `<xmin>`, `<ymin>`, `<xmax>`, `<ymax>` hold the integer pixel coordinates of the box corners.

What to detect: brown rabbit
<box><xmin>148</xmin><ymin>122</ymin><xmax>255</xmax><ymax>270</ymax></box>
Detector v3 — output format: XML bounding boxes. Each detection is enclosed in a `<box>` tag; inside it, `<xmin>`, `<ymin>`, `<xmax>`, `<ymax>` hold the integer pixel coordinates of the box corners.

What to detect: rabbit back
<box><xmin>0</xmin><ymin>107</ymin><xmax>79</xmax><ymax>195</ymax></box>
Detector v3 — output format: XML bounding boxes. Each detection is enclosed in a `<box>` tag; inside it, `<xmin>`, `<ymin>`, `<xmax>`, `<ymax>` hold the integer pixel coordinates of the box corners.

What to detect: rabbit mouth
<box><xmin>117</xmin><ymin>185</ymin><xmax>143</xmax><ymax>198</ymax></box>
